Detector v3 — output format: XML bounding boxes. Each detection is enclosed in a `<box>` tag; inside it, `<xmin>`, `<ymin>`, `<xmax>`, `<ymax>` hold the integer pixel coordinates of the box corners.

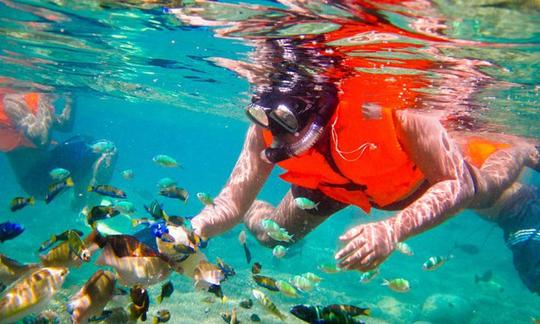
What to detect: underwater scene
<box><xmin>0</xmin><ymin>0</ymin><xmax>540</xmax><ymax>323</ymax></box>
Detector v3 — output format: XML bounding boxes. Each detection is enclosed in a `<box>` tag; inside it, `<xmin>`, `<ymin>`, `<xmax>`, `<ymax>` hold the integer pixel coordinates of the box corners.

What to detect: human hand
<box><xmin>335</xmin><ymin>220</ymin><xmax>398</xmax><ymax>271</ymax></box>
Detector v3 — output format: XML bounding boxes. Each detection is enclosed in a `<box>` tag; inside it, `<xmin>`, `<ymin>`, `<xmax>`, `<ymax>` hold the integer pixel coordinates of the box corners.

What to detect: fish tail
<box><xmin>381</xmin><ymin>278</ymin><xmax>389</xmax><ymax>286</ymax></box>
<box><xmin>163</xmin><ymin>210</ymin><xmax>169</xmax><ymax>221</ymax></box>
<box><xmin>87</xmin><ymin>185</ymin><xmax>94</xmax><ymax>192</ymax></box>
<box><xmin>131</xmin><ymin>219</ymin><xmax>139</xmax><ymax>227</ymax></box>
<box><xmin>66</xmin><ymin>177</ymin><xmax>74</xmax><ymax>187</ymax></box>
<box><xmin>28</xmin><ymin>196</ymin><xmax>35</xmax><ymax>205</ymax></box>
<box><xmin>152</xmin><ymin>317</ymin><xmax>159</xmax><ymax>324</ymax></box>
<box><xmin>363</xmin><ymin>308</ymin><xmax>371</xmax><ymax>316</ymax></box>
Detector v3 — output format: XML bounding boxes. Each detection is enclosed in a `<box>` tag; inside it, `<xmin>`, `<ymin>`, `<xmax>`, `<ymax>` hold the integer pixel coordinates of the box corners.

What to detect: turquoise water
<box><xmin>1</xmin><ymin>1</ymin><xmax>540</xmax><ymax>323</ymax></box>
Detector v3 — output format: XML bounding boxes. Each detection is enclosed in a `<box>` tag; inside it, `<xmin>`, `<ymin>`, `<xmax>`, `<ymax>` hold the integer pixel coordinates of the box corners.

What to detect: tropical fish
<box><xmin>273</xmin><ymin>245</ymin><xmax>287</xmax><ymax>258</ymax></box>
<box><xmin>196</xmin><ymin>192</ymin><xmax>215</xmax><ymax>206</ymax></box>
<box><xmin>90</xmin><ymin>232</ymin><xmax>178</xmax><ymax>286</ymax></box>
<box><xmin>121</xmin><ymin>169</ymin><xmax>134</xmax><ymax>180</ymax></box>
<box><xmin>153</xmin><ymin>154</ymin><xmax>180</xmax><ymax>168</ymax></box>
<box><xmin>45</xmin><ymin>177</ymin><xmax>74</xmax><ymax>204</ymax></box>
<box><xmin>157</xmin><ymin>281</ymin><xmax>174</xmax><ymax>304</ymax></box>
<box><xmin>166</xmin><ymin>215</ymin><xmax>187</xmax><ymax>227</ymax></box>
<box><xmin>239</xmin><ymin>299</ymin><xmax>253</xmax><ymax>309</ymax></box>
<box><xmin>194</xmin><ymin>260</ymin><xmax>225</xmax><ymax>289</ymax></box>
<box><xmin>318</xmin><ymin>263</ymin><xmax>341</xmax><ymax>274</ymax></box>
<box><xmin>251</xmin><ymin>262</ymin><xmax>262</xmax><ymax>274</ymax></box>
<box><xmin>157</xmin><ymin>177</ymin><xmax>177</xmax><ymax>189</ymax></box>
<box><xmin>0</xmin><ymin>267</ymin><xmax>68</xmax><ymax>323</ymax></box>
<box><xmin>88</xmin><ymin>185</ymin><xmax>127</xmax><ymax>199</ymax></box>
<box><xmin>474</xmin><ymin>269</ymin><xmax>493</xmax><ymax>284</ymax></box>
<box><xmin>39</xmin><ymin>229</ymin><xmax>85</xmax><ymax>252</ymax></box>
<box><xmin>294</xmin><ymin>197</ymin><xmax>319</xmax><ymax>210</ymax></box>
<box><xmin>252</xmin><ymin>289</ymin><xmax>286</xmax><ymax>320</ymax></box>
<box><xmin>0</xmin><ymin>221</ymin><xmax>24</xmax><ymax>243</ymax></box>
<box><xmin>114</xmin><ymin>200</ymin><xmax>136</xmax><ymax>215</ymax></box>
<box><xmin>395</xmin><ymin>242</ymin><xmax>414</xmax><ymax>256</ymax></box>
<box><xmin>130</xmin><ymin>285</ymin><xmax>150</xmax><ymax>321</ymax></box>
<box><xmin>276</xmin><ymin>280</ymin><xmax>299</xmax><ymax>298</ymax></box>
<box><xmin>67</xmin><ymin>270</ymin><xmax>116</xmax><ymax>324</ymax></box>
<box><xmin>153</xmin><ymin>309</ymin><xmax>171</xmax><ymax>323</ymax></box>
<box><xmin>216</xmin><ymin>258</ymin><xmax>236</xmax><ymax>279</ymax></box>
<box><xmin>40</xmin><ymin>240</ymin><xmax>85</xmax><ymax>269</ymax></box>
<box><xmin>532</xmin><ymin>317</ymin><xmax>540</xmax><ymax>324</ymax></box>
<box><xmin>303</xmin><ymin>272</ymin><xmax>322</xmax><ymax>284</ymax></box>
<box><xmin>382</xmin><ymin>278</ymin><xmax>410</xmax><ymax>293</ymax></box>
<box><xmin>422</xmin><ymin>255</ymin><xmax>453</xmax><ymax>271</ymax></box>
<box><xmin>238</xmin><ymin>230</ymin><xmax>252</xmax><ymax>264</ymax></box>
<box><xmin>291</xmin><ymin>275</ymin><xmax>314</xmax><ymax>292</ymax></box>
<box><xmin>159</xmin><ymin>186</ymin><xmax>189</xmax><ymax>203</ymax></box>
<box><xmin>267</xmin><ymin>229</ymin><xmax>294</xmax><ymax>243</ymax></box>
<box><xmin>290</xmin><ymin>304</ymin><xmax>368</xmax><ymax>324</ymax></box>
<box><xmin>10</xmin><ymin>196</ymin><xmax>34</xmax><ymax>212</ymax></box>
<box><xmin>144</xmin><ymin>200</ymin><xmax>168</xmax><ymax>220</ymax></box>
<box><xmin>359</xmin><ymin>269</ymin><xmax>380</xmax><ymax>284</ymax></box>
<box><xmin>87</xmin><ymin>309</ymin><xmax>114</xmax><ymax>322</ymax></box>
<box><xmin>86</xmin><ymin>206</ymin><xmax>120</xmax><ymax>228</ymax></box>
<box><xmin>253</xmin><ymin>274</ymin><xmax>279</xmax><ymax>291</ymax></box>
<box><xmin>326</xmin><ymin>304</ymin><xmax>370</xmax><ymax>317</ymax></box>
<box><xmin>0</xmin><ymin>254</ymin><xmax>39</xmax><ymax>285</ymax></box>
<box><xmin>261</xmin><ymin>219</ymin><xmax>281</xmax><ymax>232</ymax></box>
<box><xmin>90</xmin><ymin>140</ymin><xmax>116</xmax><ymax>154</ymax></box>
<box><xmin>49</xmin><ymin>167</ymin><xmax>70</xmax><ymax>181</ymax></box>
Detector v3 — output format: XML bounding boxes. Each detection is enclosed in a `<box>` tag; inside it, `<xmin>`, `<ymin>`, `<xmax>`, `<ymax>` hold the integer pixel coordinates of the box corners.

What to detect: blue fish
<box><xmin>0</xmin><ymin>221</ymin><xmax>24</xmax><ymax>243</ymax></box>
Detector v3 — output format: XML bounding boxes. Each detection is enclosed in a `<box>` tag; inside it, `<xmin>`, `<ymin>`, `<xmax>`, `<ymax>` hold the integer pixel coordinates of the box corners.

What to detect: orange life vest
<box><xmin>0</xmin><ymin>92</ymin><xmax>41</xmax><ymax>151</ymax></box>
<box><xmin>263</xmin><ymin>72</ymin><xmax>426</xmax><ymax>213</ymax></box>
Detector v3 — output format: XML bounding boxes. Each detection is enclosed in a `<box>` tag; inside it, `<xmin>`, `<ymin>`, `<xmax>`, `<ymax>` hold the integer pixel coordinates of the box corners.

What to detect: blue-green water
<box><xmin>1</xmin><ymin>1</ymin><xmax>540</xmax><ymax>323</ymax></box>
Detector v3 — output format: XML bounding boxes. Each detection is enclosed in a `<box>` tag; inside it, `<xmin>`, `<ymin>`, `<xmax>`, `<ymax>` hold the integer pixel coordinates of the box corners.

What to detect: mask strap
<box><xmin>331</xmin><ymin>105</ymin><xmax>377</xmax><ymax>162</ymax></box>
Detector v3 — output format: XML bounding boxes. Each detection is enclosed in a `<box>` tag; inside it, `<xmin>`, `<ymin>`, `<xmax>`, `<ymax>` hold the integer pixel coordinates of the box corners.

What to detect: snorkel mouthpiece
<box><xmin>262</xmin><ymin>86</ymin><xmax>337</xmax><ymax>164</ymax></box>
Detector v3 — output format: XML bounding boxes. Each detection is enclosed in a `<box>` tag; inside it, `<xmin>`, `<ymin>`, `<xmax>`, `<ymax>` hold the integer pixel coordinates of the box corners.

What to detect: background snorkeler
<box><xmin>0</xmin><ymin>83</ymin><xmax>117</xmax><ymax>210</ymax></box>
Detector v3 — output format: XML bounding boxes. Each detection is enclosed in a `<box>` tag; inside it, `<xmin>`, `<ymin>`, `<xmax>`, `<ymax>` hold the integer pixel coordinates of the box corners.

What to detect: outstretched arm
<box><xmin>191</xmin><ymin>125</ymin><xmax>274</xmax><ymax>238</ymax></box>
<box><xmin>336</xmin><ymin>110</ymin><xmax>477</xmax><ymax>270</ymax></box>
<box><xmin>53</xmin><ymin>95</ymin><xmax>74</xmax><ymax>132</ymax></box>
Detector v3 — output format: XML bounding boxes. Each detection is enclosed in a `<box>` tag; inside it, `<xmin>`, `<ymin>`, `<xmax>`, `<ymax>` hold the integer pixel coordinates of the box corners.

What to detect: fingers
<box><xmin>339</xmin><ymin>224</ymin><xmax>365</xmax><ymax>241</ymax></box>
<box><xmin>339</xmin><ymin>248</ymin><xmax>374</xmax><ymax>269</ymax></box>
<box><xmin>335</xmin><ymin>236</ymin><xmax>366</xmax><ymax>260</ymax></box>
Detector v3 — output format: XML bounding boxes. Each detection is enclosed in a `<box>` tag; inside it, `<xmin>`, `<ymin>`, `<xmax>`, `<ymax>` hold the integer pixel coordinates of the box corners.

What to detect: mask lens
<box><xmin>246</xmin><ymin>103</ymin><xmax>269</xmax><ymax>128</ymax></box>
<box><xmin>273</xmin><ymin>104</ymin><xmax>298</xmax><ymax>132</ymax></box>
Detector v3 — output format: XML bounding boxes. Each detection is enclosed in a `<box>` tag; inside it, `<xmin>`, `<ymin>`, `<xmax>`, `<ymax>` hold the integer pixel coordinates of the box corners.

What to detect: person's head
<box><xmin>245</xmin><ymin>81</ymin><xmax>338</xmax><ymax>163</ymax></box>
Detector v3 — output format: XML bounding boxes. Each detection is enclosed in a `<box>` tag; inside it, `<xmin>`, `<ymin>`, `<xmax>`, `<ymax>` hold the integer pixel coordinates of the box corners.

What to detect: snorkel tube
<box><xmin>262</xmin><ymin>85</ymin><xmax>338</xmax><ymax>164</ymax></box>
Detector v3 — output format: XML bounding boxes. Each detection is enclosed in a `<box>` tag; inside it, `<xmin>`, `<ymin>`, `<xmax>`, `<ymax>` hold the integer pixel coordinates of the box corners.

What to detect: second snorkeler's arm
<box><xmin>191</xmin><ymin>125</ymin><xmax>274</xmax><ymax>238</ymax></box>
<box><xmin>53</xmin><ymin>94</ymin><xmax>74</xmax><ymax>131</ymax></box>
<box><xmin>336</xmin><ymin>111</ymin><xmax>477</xmax><ymax>270</ymax></box>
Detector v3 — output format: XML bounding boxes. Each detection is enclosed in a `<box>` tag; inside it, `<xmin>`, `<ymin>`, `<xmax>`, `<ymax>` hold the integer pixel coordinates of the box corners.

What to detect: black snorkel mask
<box><xmin>245</xmin><ymin>83</ymin><xmax>338</xmax><ymax>164</ymax></box>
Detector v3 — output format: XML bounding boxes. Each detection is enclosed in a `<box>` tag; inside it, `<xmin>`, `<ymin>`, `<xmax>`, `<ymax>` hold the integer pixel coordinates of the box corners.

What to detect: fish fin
<box><xmin>163</xmin><ymin>210</ymin><xmax>169</xmax><ymax>221</ymax></box>
<box><xmin>28</xmin><ymin>197</ymin><xmax>35</xmax><ymax>205</ymax></box>
<box><xmin>87</xmin><ymin>185</ymin><xmax>94</xmax><ymax>192</ymax></box>
<box><xmin>157</xmin><ymin>295</ymin><xmax>163</xmax><ymax>304</ymax></box>
<box><xmin>132</xmin><ymin>219</ymin><xmax>139</xmax><ymax>227</ymax></box>
<box><xmin>65</xmin><ymin>177</ymin><xmax>74</xmax><ymax>187</ymax></box>
<box><xmin>152</xmin><ymin>317</ymin><xmax>159</xmax><ymax>324</ymax></box>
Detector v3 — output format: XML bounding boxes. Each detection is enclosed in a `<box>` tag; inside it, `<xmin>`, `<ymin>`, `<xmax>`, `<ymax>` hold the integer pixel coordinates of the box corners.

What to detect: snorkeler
<box><xmin>188</xmin><ymin>33</ymin><xmax>540</xmax><ymax>295</ymax></box>
<box><xmin>0</xmin><ymin>87</ymin><xmax>116</xmax><ymax>209</ymax></box>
